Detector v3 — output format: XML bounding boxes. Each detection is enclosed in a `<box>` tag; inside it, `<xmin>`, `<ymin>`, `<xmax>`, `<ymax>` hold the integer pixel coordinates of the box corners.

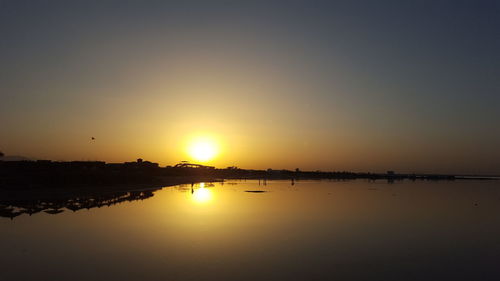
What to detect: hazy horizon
<box><xmin>1</xmin><ymin>1</ymin><xmax>499</xmax><ymax>174</ymax></box>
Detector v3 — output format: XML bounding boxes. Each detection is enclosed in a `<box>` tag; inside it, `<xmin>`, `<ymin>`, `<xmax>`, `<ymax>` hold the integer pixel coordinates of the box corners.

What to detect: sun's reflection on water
<box><xmin>191</xmin><ymin>182</ymin><xmax>213</xmax><ymax>204</ymax></box>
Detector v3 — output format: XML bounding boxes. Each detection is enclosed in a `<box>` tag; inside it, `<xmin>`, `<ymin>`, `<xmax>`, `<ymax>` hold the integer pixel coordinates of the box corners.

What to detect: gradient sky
<box><xmin>1</xmin><ymin>0</ymin><xmax>499</xmax><ymax>174</ymax></box>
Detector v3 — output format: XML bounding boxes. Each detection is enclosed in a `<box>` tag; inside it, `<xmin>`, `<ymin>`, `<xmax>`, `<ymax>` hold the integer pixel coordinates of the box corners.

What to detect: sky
<box><xmin>0</xmin><ymin>0</ymin><xmax>499</xmax><ymax>174</ymax></box>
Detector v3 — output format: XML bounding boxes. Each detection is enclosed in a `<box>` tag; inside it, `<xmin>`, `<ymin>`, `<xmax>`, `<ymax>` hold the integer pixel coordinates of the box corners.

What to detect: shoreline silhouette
<box><xmin>1</xmin><ymin>159</ymin><xmax>497</xmax><ymax>191</ymax></box>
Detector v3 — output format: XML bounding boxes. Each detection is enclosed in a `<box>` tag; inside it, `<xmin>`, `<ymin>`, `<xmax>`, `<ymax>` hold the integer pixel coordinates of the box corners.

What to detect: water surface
<box><xmin>1</xmin><ymin>180</ymin><xmax>500</xmax><ymax>281</ymax></box>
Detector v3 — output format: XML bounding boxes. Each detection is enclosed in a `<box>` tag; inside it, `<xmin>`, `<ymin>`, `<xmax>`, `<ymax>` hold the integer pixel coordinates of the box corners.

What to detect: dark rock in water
<box><xmin>244</xmin><ymin>190</ymin><xmax>267</xmax><ymax>193</ymax></box>
<box><xmin>44</xmin><ymin>209</ymin><xmax>64</xmax><ymax>215</ymax></box>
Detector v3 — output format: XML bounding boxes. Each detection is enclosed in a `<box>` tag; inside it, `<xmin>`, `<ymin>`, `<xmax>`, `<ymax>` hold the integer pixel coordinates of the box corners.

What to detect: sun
<box><xmin>187</xmin><ymin>136</ymin><xmax>219</xmax><ymax>162</ymax></box>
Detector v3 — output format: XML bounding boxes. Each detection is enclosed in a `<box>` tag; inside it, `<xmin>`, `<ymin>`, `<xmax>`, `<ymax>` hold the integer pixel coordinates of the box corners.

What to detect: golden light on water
<box><xmin>187</xmin><ymin>136</ymin><xmax>219</xmax><ymax>162</ymax></box>
<box><xmin>192</xmin><ymin>184</ymin><xmax>213</xmax><ymax>204</ymax></box>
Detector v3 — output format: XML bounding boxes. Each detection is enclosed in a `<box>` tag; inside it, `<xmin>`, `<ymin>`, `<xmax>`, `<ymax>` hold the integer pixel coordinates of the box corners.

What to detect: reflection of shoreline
<box><xmin>0</xmin><ymin>178</ymin><xmax>217</xmax><ymax>220</ymax></box>
<box><xmin>0</xmin><ymin>189</ymin><xmax>158</xmax><ymax>220</ymax></box>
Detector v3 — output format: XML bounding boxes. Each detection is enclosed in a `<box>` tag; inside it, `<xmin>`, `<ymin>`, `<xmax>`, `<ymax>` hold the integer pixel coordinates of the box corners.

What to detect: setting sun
<box><xmin>187</xmin><ymin>136</ymin><xmax>219</xmax><ymax>162</ymax></box>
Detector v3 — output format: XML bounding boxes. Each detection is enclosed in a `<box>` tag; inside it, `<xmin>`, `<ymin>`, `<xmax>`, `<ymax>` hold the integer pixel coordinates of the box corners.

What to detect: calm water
<box><xmin>2</xmin><ymin>179</ymin><xmax>500</xmax><ymax>281</ymax></box>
